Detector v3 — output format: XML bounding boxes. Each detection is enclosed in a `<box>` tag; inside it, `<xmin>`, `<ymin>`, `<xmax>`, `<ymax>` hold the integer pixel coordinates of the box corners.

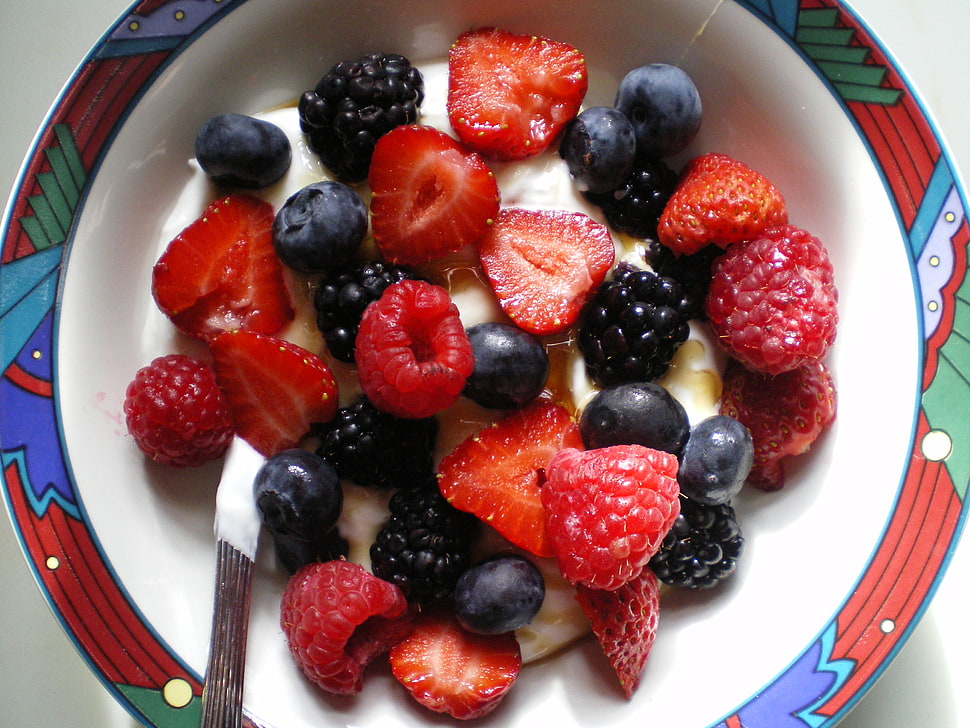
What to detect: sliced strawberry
<box><xmin>389</xmin><ymin>606</ymin><xmax>521</xmax><ymax>720</ymax></box>
<box><xmin>152</xmin><ymin>193</ymin><xmax>294</xmax><ymax>341</ymax></box>
<box><xmin>447</xmin><ymin>27</ymin><xmax>588</xmax><ymax>161</ymax></box>
<box><xmin>209</xmin><ymin>330</ymin><xmax>338</xmax><ymax>456</ymax></box>
<box><xmin>478</xmin><ymin>207</ymin><xmax>615</xmax><ymax>335</ymax></box>
<box><xmin>437</xmin><ymin>398</ymin><xmax>582</xmax><ymax>558</ymax></box>
<box><xmin>575</xmin><ymin>567</ymin><xmax>661</xmax><ymax>699</ymax></box>
<box><xmin>369</xmin><ymin>125</ymin><xmax>500</xmax><ymax>266</ymax></box>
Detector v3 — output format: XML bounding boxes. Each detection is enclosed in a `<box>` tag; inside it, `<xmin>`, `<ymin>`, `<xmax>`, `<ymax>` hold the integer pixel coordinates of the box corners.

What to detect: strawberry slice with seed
<box><xmin>210</xmin><ymin>330</ymin><xmax>338</xmax><ymax>456</ymax></box>
<box><xmin>369</xmin><ymin>125</ymin><xmax>500</xmax><ymax>266</ymax></box>
<box><xmin>478</xmin><ymin>207</ymin><xmax>615</xmax><ymax>335</ymax></box>
<box><xmin>448</xmin><ymin>26</ymin><xmax>588</xmax><ymax>161</ymax></box>
<box><xmin>575</xmin><ymin>567</ymin><xmax>662</xmax><ymax>699</ymax></box>
<box><xmin>152</xmin><ymin>193</ymin><xmax>294</xmax><ymax>341</ymax></box>
<box><xmin>437</xmin><ymin>398</ymin><xmax>582</xmax><ymax>557</ymax></box>
<box><xmin>389</xmin><ymin>606</ymin><xmax>521</xmax><ymax>720</ymax></box>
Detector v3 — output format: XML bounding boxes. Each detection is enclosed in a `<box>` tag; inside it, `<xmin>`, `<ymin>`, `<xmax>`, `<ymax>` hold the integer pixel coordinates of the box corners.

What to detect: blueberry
<box><xmin>272</xmin><ymin>528</ymin><xmax>348</xmax><ymax>575</ymax></box>
<box><xmin>463</xmin><ymin>322</ymin><xmax>549</xmax><ymax>409</ymax></box>
<box><xmin>194</xmin><ymin>112</ymin><xmax>291</xmax><ymax>188</ymax></box>
<box><xmin>253</xmin><ymin>449</ymin><xmax>343</xmax><ymax>544</ymax></box>
<box><xmin>678</xmin><ymin>415</ymin><xmax>753</xmax><ymax>505</ymax></box>
<box><xmin>559</xmin><ymin>106</ymin><xmax>636</xmax><ymax>194</ymax></box>
<box><xmin>614</xmin><ymin>63</ymin><xmax>702</xmax><ymax>160</ymax></box>
<box><xmin>579</xmin><ymin>381</ymin><xmax>689</xmax><ymax>455</ymax></box>
<box><xmin>272</xmin><ymin>181</ymin><xmax>368</xmax><ymax>273</ymax></box>
<box><xmin>453</xmin><ymin>554</ymin><xmax>545</xmax><ymax>635</ymax></box>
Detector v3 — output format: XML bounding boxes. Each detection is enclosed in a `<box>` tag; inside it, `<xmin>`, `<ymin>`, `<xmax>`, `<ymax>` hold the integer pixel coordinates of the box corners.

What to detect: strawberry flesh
<box><xmin>210</xmin><ymin>329</ymin><xmax>339</xmax><ymax>456</ymax></box>
<box><xmin>369</xmin><ymin>125</ymin><xmax>500</xmax><ymax>266</ymax></box>
<box><xmin>437</xmin><ymin>398</ymin><xmax>582</xmax><ymax>557</ymax></box>
<box><xmin>478</xmin><ymin>207</ymin><xmax>615</xmax><ymax>335</ymax></box>
<box><xmin>389</xmin><ymin>606</ymin><xmax>521</xmax><ymax>720</ymax></box>
<box><xmin>576</xmin><ymin>567</ymin><xmax>661</xmax><ymax>699</ymax></box>
<box><xmin>152</xmin><ymin>193</ymin><xmax>294</xmax><ymax>341</ymax></box>
<box><xmin>448</xmin><ymin>27</ymin><xmax>588</xmax><ymax>161</ymax></box>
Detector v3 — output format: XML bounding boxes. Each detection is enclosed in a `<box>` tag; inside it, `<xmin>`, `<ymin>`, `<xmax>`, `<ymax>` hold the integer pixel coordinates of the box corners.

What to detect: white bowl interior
<box><xmin>55</xmin><ymin>0</ymin><xmax>919</xmax><ymax>726</ymax></box>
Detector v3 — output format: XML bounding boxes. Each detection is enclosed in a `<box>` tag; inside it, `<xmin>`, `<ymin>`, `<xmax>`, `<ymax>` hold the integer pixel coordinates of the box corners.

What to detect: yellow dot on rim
<box><xmin>32</xmin><ymin>349</ymin><xmax>42</xmax><ymax>360</ymax></box>
<box><xmin>945</xmin><ymin>211</ymin><xmax>956</xmax><ymax>223</ymax></box>
<box><xmin>174</xmin><ymin>10</ymin><xmax>185</xmax><ymax>21</ymax></box>
<box><xmin>929</xmin><ymin>255</ymin><xmax>940</xmax><ymax>267</ymax></box>
<box><xmin>46</xmin><ymin>556</ymin><xmax>60</xmax><ymax>570</ymax></box>
<box><xmin>928</xmin><ymin>300</ymin><xmax>939</xmax><ymax>312</ymax></box>
<box><xmin>921</xmin><ymin>429</ymin><xmax>952</xmax><ymax>462</ymax></box>
<box><xmin>128</xmin><ymin>20</ymin><xmax>140</xmax><ymax>31</ymax></box>
<box><xmin>162</xmin><ymin>677</ymin><xmax>194</xmax><ymax>709</ymax></box>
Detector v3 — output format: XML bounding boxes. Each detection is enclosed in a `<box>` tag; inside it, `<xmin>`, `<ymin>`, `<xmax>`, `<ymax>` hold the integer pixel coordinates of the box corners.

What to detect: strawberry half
<box><xmin>210</xmin><ymin>330</ymin><xmax>339</xmax><ymax>456</ymax></box>
<box><xmin>478</xmin><ymin>207</ymin><xmax>615</xmax><ymax>335</ymax></box>
<box><xmin>152</xmin><ymin>193</ymin><xmax>294</xmax><ymax>341</ymax></box>
<box><xmin>447</xmin><ymin>26</ymin><xmax>588</xmax><ymax>161</ymax></box>
<box><xmin>389</xmin><ymin>606</ymin><xmax>521</xmax><ymax>720</ymax></box>
<box><xmin>657</xmin><ymin>152</ymin><xmax>788</xmax><ymax>256</ymax></box>
<box><xmin>369</xmin><ymin>125</ymin><xmax>500</xmax><ymax>266</ymax></box>
<box><xmin>575</xmin><ymin>567</ymin><xmax>661</xmax><ymax>699</ymax></box>
<box><xmin>437</xmin><ymin>398</ymin><xmax>582</xmax><ymax>558</ymax></box>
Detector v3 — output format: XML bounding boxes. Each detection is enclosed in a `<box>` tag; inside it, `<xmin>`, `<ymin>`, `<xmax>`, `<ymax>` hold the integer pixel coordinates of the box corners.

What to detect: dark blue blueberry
<box><xmin>614</xmin><ymin>63</ymin><xmax>702</xmax><ymax>160</ymax></box>
<box><xmin>453</xmin><ymin>554</ymin><xmax>545</xmax><ymax>635</ymax></box>
<box><xmin>678</xmin><ymin>415</ymin><xmax>753</xmax><ymax>505</ymax></box>
<box><xmin>579</xmin><ymin>381</ymin><xmax>689</xmax><ymax>455</ymax></box>
<box><xmin>463</xmin><ymin>322</ymin><xmax>549</xmax><ymax>409</ymax></box>
<box><xmin>559</xmin><ymin>106</ymin><xmax>636</xmax><ymax>194</ymax></box>
<box><xmin>194</xmin><ymin>113</ymin><xmax>291</xmax><ymax>188</ymax></box>
<box><xmin>272</xmin><ymin>181</ymin><xmax>368</xmax><ymax>273</ymax></box>
<box><xmin>253</xmin><ymin>449</ymin><xmax>343</xmax><ymax>544</ymax></box>
<box><xmin>272</xmin><ymin>528</ymin><xmax>348</xmax><ymax>575</ymax></box>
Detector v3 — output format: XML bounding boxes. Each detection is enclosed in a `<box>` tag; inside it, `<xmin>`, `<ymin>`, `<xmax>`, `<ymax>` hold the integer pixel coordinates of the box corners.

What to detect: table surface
<box><xmin>2</xmin><ymin>1</ymin><xmax>968</xmax><ymax>726</ymax></box>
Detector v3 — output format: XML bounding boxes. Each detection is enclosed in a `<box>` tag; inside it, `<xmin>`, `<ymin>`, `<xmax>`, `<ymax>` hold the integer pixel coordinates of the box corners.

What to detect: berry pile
<box><xmin>125</xmin><ymin>23</ymin><xmax>840</xmax><ymax>723</ymax></box>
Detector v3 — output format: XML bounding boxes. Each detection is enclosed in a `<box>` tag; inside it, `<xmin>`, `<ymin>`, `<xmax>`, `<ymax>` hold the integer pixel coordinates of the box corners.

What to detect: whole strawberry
<box><xmin>719</xmin><ymin>358</ymin><xmax>837</xmax><ymax>490</ymax></box>
<box><xmin>124</xmin><ymin>354</ymin><xmax>234</xmax><ymax>467</ymax></box>
<box><xmin>280</xmin><ymin>560</ymin><xmax>413</xmax><ymax>696</ymax></box>
<box><xmin>657</xmin><ymin>152</ymin><xmax>788</xmax><ymax>256</ymax></box>
<box><xmin>542</xmin><ymin>445</ymin><xmax>680</xmax><ymax>591</ymax></box>
<box><xmin>576</xmin><ymin>567</ymin><xmax>661</xmax><ymax>698</ymax></box>
<box><xmin>706</xmin><ymin>224</ymin><xmax>838</xmax><ymax>375</ymax></box>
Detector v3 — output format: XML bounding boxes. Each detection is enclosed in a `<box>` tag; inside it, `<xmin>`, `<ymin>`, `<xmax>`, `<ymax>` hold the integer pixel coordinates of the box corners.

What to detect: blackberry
<box><xmin>649</xmin><ymin>496</ymin><xmax>743</xmax><ymax>589</ymax></box>
<box><xmin>314</xmin><ymin>395</ymin><xmax>437</xmax><ymax>489</ymax></box>
<box><xmin>577</xmin><ymin>262</ymin><xmax>692</xmax><ymax>386</ymax></box>
<box><xmin>370</xmin><ymin>483</ymin><xmax>478</xmax><ymax>603</ymax></box>
<box><xmin>313</xmin><ymin>259</ymin><xmax>418</xmax><ymax>362</ymax></box>
<box><xmin>583</xmin><ymin>158</ymin><xmax>679</xmax><ymax>240</ymax></box>
<box><xmin>642</xmin><ymin>239</ymin><xmax>721</xmax><ymax>320</ymax></box>
<box><xmin>298</xmin><ymin>52</ymin><xmax>424</xmax><ymax>182</ymax></box>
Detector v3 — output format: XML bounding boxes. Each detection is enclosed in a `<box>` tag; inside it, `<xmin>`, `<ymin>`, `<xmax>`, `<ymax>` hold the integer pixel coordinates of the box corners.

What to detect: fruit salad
<box><xmin>123</xmin><ymin>25</ymin><xmax>838</xmax><ymax>721</ymax></box>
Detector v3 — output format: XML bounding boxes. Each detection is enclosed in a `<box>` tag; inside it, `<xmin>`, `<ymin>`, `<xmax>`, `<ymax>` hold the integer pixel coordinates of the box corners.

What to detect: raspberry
<box><xmin>719</xmin><ymin>358</ymin><xmax>837</xmax><ymax>490</ymax></box>
<box><xmin>705</xmin><ymin>224</ymin><xmax>838</xmax><ymax>375</ymax></box>
<box><xmin>541</xmin><ymin>445</ymin><xmax>680</xmax><ymax>591</ymax></box>
<box><xmin>279</xmin><ymin>560</ymin><xmax>413</xmax><ymax>695</ymax></box>
<box><xmin>354</xmin><ymin>280</ymin><xmax>474</xmax><ymax>419</ymax></box>
<box><xmin>123</xmin><ymin>354</ymin><xmax>233</xmax><ymax>467</ymax></box>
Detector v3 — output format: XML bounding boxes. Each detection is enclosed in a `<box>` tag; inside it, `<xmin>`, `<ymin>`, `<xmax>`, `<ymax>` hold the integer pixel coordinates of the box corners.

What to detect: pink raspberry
<box><xmin>354</xmin><ymin>279</ymin><xmax>473</xmax><ymax>419</ymax></box>
<box><xmin>123</xmin><ymin>354</ymin><xmax>233</xmax><ymax>467</ymax></box>
<box><xmin>542</xmin><ymin>445</ymin><xmax>680</xmax><ymax>591</ymax></box>
<box><xmin>719</xmin><ymin>358</ymin><xmax>837</xmax><ymax>490</ymax></box>
<box><xmin>705</xmin><ymin>224</ymin><xmax>838</xmax><ymax>375</ymax></box>
<box><xmin>280</xmin><ymin>560</ymin><xmax>413</xmax><ymax>695</ymax></box>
